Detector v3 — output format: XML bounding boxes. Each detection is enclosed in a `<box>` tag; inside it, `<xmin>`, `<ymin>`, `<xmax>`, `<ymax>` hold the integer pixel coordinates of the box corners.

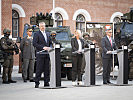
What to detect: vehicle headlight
<box><xmin>62</xmin><ymin>43</ymin><xmax>71</xmax><ymax>48</ymax></box>
<box><xmin>66</xmin><ymin>56</ymin><xmax>69</xmax><ymax>59</ymax></box>
<box><xmin>65</xmin><ymin>44</ymin><xmax>71</xmax><ymax>48</ymax></box>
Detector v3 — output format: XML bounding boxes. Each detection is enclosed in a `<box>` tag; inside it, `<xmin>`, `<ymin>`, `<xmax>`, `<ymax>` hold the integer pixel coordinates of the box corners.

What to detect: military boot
<box><xmin>8</xmin><ymin>68</ymin><xmax>17</xmax><ymax>83</ymax></box>
<box><xmin>2</xmin><ymin>67</ymin><xmax>10</xmax><ymax>84</ymax></box>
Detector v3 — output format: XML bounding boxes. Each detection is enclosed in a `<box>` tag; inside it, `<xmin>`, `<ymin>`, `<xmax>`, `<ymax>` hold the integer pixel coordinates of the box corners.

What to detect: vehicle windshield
<box><xmin>55</xmin><ymin>31</ymin><xmax>70</xmax><ymax>41</ymax></box>
<box><xmin>124</xmin><ymin>24</ymin><xmax>133</xmax><ymax>33</ymax></box>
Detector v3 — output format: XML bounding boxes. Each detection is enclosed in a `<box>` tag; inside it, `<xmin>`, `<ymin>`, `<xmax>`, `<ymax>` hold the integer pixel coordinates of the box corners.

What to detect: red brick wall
<box><xmin>12</xmin><ymin>0</ymin><xmax>133</xmax><ymax>34</ymax></box>
<box><xmin>2</xmin><ymin>0</ymin><xmax>12</xmax><ymax>35</ymax></box>
<box><xmin>2</xmin><ymin>0</ymin><xmax>133</xmax><ymax>65</ymax></box>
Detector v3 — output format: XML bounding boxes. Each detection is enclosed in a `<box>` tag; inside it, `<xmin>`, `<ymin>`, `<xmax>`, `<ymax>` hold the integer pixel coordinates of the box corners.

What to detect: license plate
<box><xmin>64</xmin><ymin>63</ymin><xmax>72</xmax><ymax>67</ymax></box>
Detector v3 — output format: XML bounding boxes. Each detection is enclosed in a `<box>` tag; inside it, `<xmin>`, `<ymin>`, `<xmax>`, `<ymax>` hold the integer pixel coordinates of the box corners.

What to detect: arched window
<box><xmin>76</xmin><ymin>14</ymin><xmax>85</xmax><ymax>32</ymax></box>
<box><xmin>55</xmin><ymin>13</ymin><xmax>63</xmax><ymax>27</ymax></box>
<box><xmin>12</xmin><ymin>10</ymin><xmax>19</xmax><ymax>38</ymax></box>
<box><xmin>113</xmin><ymin>17</ymin><xmax>121</xmax><ymax>23</ymax></box>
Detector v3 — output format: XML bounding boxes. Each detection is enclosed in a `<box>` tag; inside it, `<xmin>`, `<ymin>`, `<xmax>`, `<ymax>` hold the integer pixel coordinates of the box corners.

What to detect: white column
<box><xmin>53</xmin><ymin>0</ymin><xmax>55</xmax><ymax>27</ymax></box>
<box><xmin>0</xmin><ymin>0</ymin><xmax>1</xmax><ymax>38</ymax></box>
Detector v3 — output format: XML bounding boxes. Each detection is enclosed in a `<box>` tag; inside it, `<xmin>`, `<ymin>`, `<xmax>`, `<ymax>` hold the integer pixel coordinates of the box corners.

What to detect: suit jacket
<box><xmin>101</xmin><ymin>36</ymin><xmax>117</xmax><ymax>59</ymax></box>
<box><xmin>33</xmin><ymin>30</ymin><xmax>52</xmax><ymax>57</ymax></box>
<box><xmin>71</xmin><ymin>37</ymin><xmax>84</xmax><ymax>56</ymax></box>
<box><xmin>20</xmin><ymin>36</ymin><xmax>35</xmax><ymax>59</ymax></box>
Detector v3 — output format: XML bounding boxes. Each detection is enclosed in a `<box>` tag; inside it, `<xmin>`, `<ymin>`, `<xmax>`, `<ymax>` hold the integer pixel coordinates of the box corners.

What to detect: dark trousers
<box><xmin>35</xmin><ymin>55</ymin><xmax>50</xmax><ymax>85</ymax></box>
<box><xmin>72</xmin><ymin>54</ymin><xmax>83</xmax><ymax>81</ymax></box>
<box><xmin>102</xmin><ymin>58</ymin><xmax>113</xmax><ymax>82</ymax></box>
<box><xmin>2</xmin><ymin>55</ymin><xmax>13</xmax><ymax>81</ymax></box>
<box><xmin>22</xmin><ymin>59</ymin><xmax>35</xmax><ymax>80</ymax></box>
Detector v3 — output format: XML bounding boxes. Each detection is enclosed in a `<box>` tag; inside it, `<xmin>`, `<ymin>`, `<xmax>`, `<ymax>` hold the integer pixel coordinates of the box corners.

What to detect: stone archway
<box><xmin>110</xmin><ymin>12</ymin><xmax>123</xmax><ymax>22</ymax></box>
<box><xmin>73</xmin><ymin>9</ymin><xmax>91</xmax><ymax>21</ymax></box>
<box><xmin>12</xmin><ymin>4</ymin><xmax>26</xmax><ymax>38</ymax></box>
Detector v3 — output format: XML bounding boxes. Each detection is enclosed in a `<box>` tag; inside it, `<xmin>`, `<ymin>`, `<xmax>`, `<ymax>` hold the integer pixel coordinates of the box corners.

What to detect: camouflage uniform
<box><xmin>1</xmin><ymin>28</ymin><xmax>18</xmax><ymax>84</ymax></box>
<box><xmin>81</xmin><ymin>33</ymin><xmax>93</xmax><ymax>74</ymax></box>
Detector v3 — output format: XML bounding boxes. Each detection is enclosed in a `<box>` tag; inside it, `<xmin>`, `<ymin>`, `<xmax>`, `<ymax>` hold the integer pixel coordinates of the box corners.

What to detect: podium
<box><xmin>84</xmin><ymin>44</ymin><xmax>95</xmax><ymax>86</ymax></box>
<box><xmin>49</xmin><ymin>44</ymin><xmax>61</xmax><ymax>88</ymax></box>
<box><xmin>116</xmin><ymin>46</ymin><xmax>128</xmax><ymax>85</ymax></box>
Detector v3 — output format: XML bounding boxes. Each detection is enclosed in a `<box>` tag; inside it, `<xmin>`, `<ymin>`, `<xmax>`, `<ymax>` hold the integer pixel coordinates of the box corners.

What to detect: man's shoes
<box><xmin>3</xmin><ymin>81</ymin><xmax>10</xmax><ymax>84</ymax></box>
<box><xmin>8</xmin><ymin>80</ymin><xmax>17</xmax><ymax>83</ymax></box>
<box><xmin>77</xmin><ymin>81</ymin><xmax>83</xmax><ymax>85</ymax></box>
<box><xmin>29</xmin><ymin>79</ymin><xmax>35</xmax><ymax>82</ymax></box>
<box><xmin>35</xmin><ymin>84</ymin><xmax>39</xmax><ymax>88</ymax></box>
<box><xmin>103</xmin><ymin>81</ymin><xmax>107</xmax><ymax>84</ymax></box>
<box><xmin>107</xmin><ymin>81</ymin><xmax>112</xmax><ymax>84</ymax></box>
<box><xmin>72</xmin><ymin>81</ymin><xmax>76</xmax><ymax>86</ymax></box>
<box><xmin>44</xmin><ymin>82</ymin><xmax>49</xmax><ymax>87</ymax></box>
<box><xmin>24</xmin><ymin>80</ymin><xmax>27</xmax><ymax>82</ymax></box>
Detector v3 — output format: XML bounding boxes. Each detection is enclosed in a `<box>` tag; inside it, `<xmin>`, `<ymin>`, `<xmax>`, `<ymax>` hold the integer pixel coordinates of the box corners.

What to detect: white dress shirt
<box><xmin>107</xmin><ymin>36</ymin><xmax>112</xmax><ymax>46</ymax></box>
<box><xmin>41</xmin><ymin>31</ymin><xmax>47</xmax><ymax>43</ymax></box>
<box><xmin>77</xmin><ymin>39</ymin><xmax>82</xmax><ymax>52</ymax></box>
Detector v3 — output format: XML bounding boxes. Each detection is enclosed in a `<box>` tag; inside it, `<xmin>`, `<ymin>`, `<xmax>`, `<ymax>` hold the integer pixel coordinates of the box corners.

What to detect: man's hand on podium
<box><xmin>106</xmin><ymin>51</ymin><xmax>112</xmax><ymax>54</ymax></box>
<box><xmin>77</xmin><ymin>50</ymin><xmax>84</xmax><ymax>54</ymax></box>
<box><xmin>43</xmin><ymin>46</ymin><xmax>51</xmax><ymax>51</ymax></box>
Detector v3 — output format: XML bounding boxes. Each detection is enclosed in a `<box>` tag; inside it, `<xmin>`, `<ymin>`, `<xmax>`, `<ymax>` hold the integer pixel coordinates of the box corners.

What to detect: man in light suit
<box><xmin>101</xmin><ymin>25</ymin><xmax>117</xmax><ymax>84</ymax></box>
<box><xmin>33</xmin><ymin>22</ymin><xmax>52</xmax><ymax>88</ymax></box>
<box><xmin>20</xmin><ymin>27</ymin><xmax>35</xmax><ymax>82</ymax></box>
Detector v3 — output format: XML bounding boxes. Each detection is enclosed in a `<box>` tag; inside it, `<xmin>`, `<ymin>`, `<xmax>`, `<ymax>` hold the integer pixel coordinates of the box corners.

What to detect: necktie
<box><xmin>43</xmin><ymin>32</ymin><xmax>47</xmax><ymax>43</ymax></box>
<box><xmin>109</xmin><ymin>38</ymin><xmax>112</xmax><ymax>46</ymax></box>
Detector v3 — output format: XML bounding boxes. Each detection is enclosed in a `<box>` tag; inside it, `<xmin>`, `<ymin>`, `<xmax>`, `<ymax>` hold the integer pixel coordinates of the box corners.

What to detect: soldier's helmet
<box><xmin>50</xmin><ymin>31</ymin><xmax>56</xmax><ymax>36</ymax></box>
<box><xmin>3</xmin><ymin>28</ymin><xmax>11</xmax><ymax>34</ymax></box>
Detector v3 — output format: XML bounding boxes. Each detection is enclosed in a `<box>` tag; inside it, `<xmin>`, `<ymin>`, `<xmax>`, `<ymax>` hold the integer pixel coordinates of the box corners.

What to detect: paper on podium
<box><xmin>128</xmin><ymin>49</ymin><xmax>132</xmax><ymax>52</ymax></box>
<box><xmin>61</xmin><ymin>48</ymin><xmax>65</xmax><ymax>52</ymax></box>
<box><xmin>111</xmin><ymin>50</ymin><xmax>118</xmax><ymax>54</ymax></box>
<box><xmin>111</xmin><ymin>49</ymin><xmax>123</xmax><ymax>54</ymax></box>
<box><xmin>106</xmin><ymin>49</ymin><xmax>123</xmax><ymax>54</ymax></box>
<box><xmin>49</xmin><ymin>48</ymin><xmax>54</xmax><ymax>52</ymax></box>
<box><xmin>84</xmin><ymin>48</ymin><xmax>89</xmax><ymax>52</ymax></box>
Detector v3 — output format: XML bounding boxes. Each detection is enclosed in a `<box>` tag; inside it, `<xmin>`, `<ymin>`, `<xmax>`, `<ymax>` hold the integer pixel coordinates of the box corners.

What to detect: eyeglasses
<box><xmin>108</xmin><ymin>32</ymin><xmax>112</xmax><ymax>33</ymax></box>
<box><xmin>28</xmin><ymin>31</ymin><xmax>33</xmax><ymax>32</ymax></box>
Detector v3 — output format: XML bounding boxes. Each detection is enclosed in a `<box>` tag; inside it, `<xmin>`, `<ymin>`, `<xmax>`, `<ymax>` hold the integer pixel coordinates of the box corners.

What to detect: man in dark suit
<box><xmin>101</xmin><ymin>25</ymin><xmax>117</xmax><ymax>84</ymax></box>
<box><xmin>33</xmin><ymin>22</ymin><xmax>52</xmax><ymax>88</ymax></box>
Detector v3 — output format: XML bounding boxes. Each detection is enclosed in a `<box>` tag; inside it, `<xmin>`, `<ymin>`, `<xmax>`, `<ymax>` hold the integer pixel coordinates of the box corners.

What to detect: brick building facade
<box><xmin>0</xmin><ymin>0</ymin><xmax>133</xmax><ymax>65</ymax></box>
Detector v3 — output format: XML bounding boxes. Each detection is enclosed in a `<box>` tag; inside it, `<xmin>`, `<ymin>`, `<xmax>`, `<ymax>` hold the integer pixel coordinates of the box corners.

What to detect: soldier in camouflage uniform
<box><xmin>81</xmin><ymin>32</ymin><xmax>93</xmax><ymax>74</ymax></box>
<box><xmin>1</xmin><ymin>28</ymin><xmax>19</xmax><ymax>84</ymax></box>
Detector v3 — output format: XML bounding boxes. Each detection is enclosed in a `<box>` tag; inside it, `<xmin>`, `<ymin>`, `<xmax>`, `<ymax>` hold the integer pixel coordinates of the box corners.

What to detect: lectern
<box><xmin>117</xmin><ymin>46</ymin><xmax>128</xmax><ymax>85</ymax></box>
<box><xmin>84</xmin><ymin>44</ymin><xmax>95</xmax><ymax>86</ymax></box>
<box><xmin>49</xmin><ymin>44</ymin><xmax>61</xmax><ymax>88</ymax></box>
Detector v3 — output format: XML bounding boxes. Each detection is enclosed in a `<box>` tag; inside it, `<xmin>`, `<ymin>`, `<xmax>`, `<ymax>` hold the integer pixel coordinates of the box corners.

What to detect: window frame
<box><xmin>12</xmin><ymin>10</ymin><xmax>19</xmax><ymax>38</ymax></box>
<box><xmin>76</xmin><ymin>14</ymin><xmax>86</xmax><ymax>32</ymax></box>
<box><xmin>55</xmin><ymin>13</ymin><xmax>63</xmax><ymax>27</ymax></box>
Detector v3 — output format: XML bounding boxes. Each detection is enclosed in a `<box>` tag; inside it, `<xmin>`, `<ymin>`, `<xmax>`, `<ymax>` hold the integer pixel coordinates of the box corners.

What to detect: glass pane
<box><xmin>76</xmin><ymin>14</ymin><xmax>85</xmax><ymax>22</ymax></box>
<box><xmin>55</xmin><ymin>13</ymin><xmax>63</xmax><ymax>26</ymax></box>
<box><xmin>12</xmin><ymin>10</ymin><xmax>19</xmax><ymax>18</ymax></box>
<box><xmin>55</xmin><ymin>13</ymin><xmax>63</xmax><ymax>20</ymax></box>
<box><xmin>55</xmin><ymin>32</ymin><xmax>69</xmax><ymax>41</ymax></box>
<box><xmin>113</xmin><ymin>17</ymin><xmax>121</xmax><ymax>23</ymax></box>
<box><xmin>58</xmin><ymin>21</ymin><xmax>63</xmax><ymax>26</ymax></box>
<box><xmin>12</xmin><ymin>12</ymin><xmax>19</xmax><ymax>38</ymax></box>
<box><xmin>76</xmin><ymin>23</ymin><xmax>80</xmax><ymax>29</ymax></box>
<box><xmin>13</xmin><ymin>30</ymin><xmax>18</xmax><ymax>37</ymax></box>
